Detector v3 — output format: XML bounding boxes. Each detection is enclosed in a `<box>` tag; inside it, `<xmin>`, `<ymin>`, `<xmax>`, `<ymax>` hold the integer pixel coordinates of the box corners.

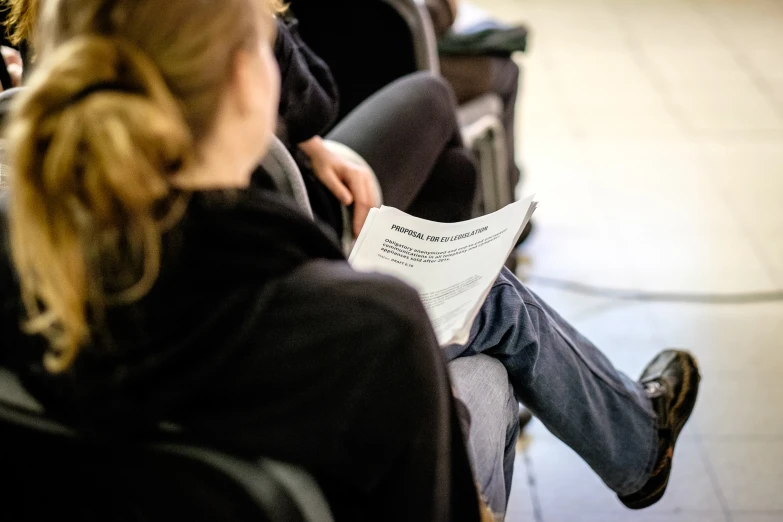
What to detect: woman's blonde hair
<box><xmin>7</xmin><ymin>0</ymin><xmax>269</xmax><ymax>373</ymax></box>
<box><xmin>268</xmin><ymin>0</ymin><xmax>289</xmax><ymax>15</ymax></box>
<box><xmin>3</xmin><ymin>0</ymin><xmax>39</xmax><ymax>45</ymax></box>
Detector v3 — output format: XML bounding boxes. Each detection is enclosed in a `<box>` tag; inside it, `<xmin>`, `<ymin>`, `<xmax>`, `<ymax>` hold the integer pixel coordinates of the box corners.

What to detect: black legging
<box><xmin>326</xmin><ymin>72</ymin><xmax>477</xmax><ymax>224</ymax></box>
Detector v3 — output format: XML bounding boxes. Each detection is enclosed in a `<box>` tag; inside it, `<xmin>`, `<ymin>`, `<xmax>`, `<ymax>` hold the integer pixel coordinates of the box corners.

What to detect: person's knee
<box><xmin>423</xmin><ymin>75</ymin><xmax>459</xmax><ymax>122</ymax></box>
<box><xmin>419</xmin><ymin>73</ymin><xmax>458</xmax><ymax>106</ymax></box>
<box><xmin>403</xmin><ymin>71</ymin><xmax>455</xmax><ymax>99</ymax></box>
<box><xmin>449</xmin><ymin>355</ymin><xmax>513</xmax><ymax>421</ymax></box>
<box><xmin>449</xmin><ymin>355</ymin><xmax>516</xmax><ymax>511</ymax></box>
<box><xmin>396</xmin><ymin>72</ymin><xmax>459</xmax><ymax>127</ymax></box>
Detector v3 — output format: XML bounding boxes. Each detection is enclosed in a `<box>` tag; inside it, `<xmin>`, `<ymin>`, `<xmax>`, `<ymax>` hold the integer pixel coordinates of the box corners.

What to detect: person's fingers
<box><xmin>339</xmin><ymin>165</ymin><xmax>374</xmax><ymax>206</ymax></box>
<box><xmin>342</xmin><ymin>167</ymin><xmax>374</xmax><ymax>237</ymax></box>
<box><xmin>7</xmin><ymin>64</ymin><xmax>22</xmax><ymax>87</ymax></box>
<box><xmin>352</xmin><ymin>197</ymin><xmax>372</xmax><ymax>237</ymax></box>
<box><xmin>317</xmin><ymin>167</ymin><xmax>354</xmax><ymax>205</ymax></box>
<box><xmin>1</xmin><ymin>47</ymin><xmax>22</xmax><ymax>68</ymax></box>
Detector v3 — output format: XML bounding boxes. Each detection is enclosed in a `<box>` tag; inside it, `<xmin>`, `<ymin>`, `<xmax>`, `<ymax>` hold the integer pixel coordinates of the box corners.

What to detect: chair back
<box><xmin>288</xmin><ymin>0</ymin><xmax>434</xmax><ymax>120</ymax></box>
<box><xmin>261</xmin><ymin>136</ymin><xmax>315</xmax><ymax>219</ymax></box>
<box><xmin>0</xmin><ymin>393</ymin><xmax>333</xmax><ymax>522</ymax></box>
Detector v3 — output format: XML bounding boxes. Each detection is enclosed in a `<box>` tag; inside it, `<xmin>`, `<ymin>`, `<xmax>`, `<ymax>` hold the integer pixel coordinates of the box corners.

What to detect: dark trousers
<box><xmin>304</xmin><ymin>72</ymin><xmax>478</xmax><ymax>235</ymax></box>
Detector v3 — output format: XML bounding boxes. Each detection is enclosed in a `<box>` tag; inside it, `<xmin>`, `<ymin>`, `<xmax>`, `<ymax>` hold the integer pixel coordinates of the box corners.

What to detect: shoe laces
<box><xmin>645</xmin><ymin>380</ymin><xmax>666</xmax><ymax>397</ymax></box>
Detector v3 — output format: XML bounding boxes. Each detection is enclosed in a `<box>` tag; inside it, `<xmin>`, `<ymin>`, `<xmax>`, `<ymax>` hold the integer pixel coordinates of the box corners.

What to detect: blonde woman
<box><xmin>0</xmin><ymin>0</ymin><xmax>483</xmax><ymax>519</ymax></box>
<box><xmin>1</xmin><ymin>0</ymin><xmax>699</xmax><ymax>519</ymax></box>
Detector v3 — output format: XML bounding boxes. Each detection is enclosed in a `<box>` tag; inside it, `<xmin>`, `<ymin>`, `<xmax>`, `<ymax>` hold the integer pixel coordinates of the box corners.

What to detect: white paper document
<box><xmin>349</xmin><ymin>196</ymin><xmax>537</xmax><ymax>346</ymax></box>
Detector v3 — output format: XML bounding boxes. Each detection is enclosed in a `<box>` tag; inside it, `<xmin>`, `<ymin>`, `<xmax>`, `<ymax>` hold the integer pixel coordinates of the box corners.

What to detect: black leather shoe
<box><xmin>618</xmin><ymin>350</ymin><xmax>701</xmax><ymax>510</ymax></box>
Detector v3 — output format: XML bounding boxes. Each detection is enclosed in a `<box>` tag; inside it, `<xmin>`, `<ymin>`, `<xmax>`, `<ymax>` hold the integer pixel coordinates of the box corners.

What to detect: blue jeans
<box><xmin>448</xmin><ymin>355</ymin><xmax>518</xmax><ymax>515</ymax></box>
<box><xmin>446</xmin><ymin>268</ymin><xmax>659</xmax><ymax>497</ymax></box>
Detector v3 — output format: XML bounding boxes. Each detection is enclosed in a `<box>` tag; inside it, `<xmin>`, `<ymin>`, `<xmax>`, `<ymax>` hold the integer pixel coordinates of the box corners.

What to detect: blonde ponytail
<box><xmin>6</xmin><ymin>0</ymin><xmax>268</xmax><ymax>373</ymax></box>
<box><xmin>4</xmin><ymin>0</ymin><xmax>39</xmax><ymax>45</ymax></box>
<box><xmin>267</xmin><ymin>0</ymin><xmax>289</xmax><ymax>15</ymax></box>
<box><xmin>8</xmin><ymin>35</ymin><xmax>192</xmax><ymax>373</ymax></box>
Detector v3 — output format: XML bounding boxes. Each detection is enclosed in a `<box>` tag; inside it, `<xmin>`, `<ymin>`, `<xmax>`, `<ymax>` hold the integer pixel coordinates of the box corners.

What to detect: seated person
<box><xmin>273</xmin><ymin>13</ymin><xmax>478</xmax><ymax>238</ymax></box>
<box><xmin>2</xmin><ymin>0</ymin><xmax>700</xmax><ymax>519</ymax></box>
<box><xmin>1</xmin><ymin>0</ymin><xmax>516</xmax><ymax>515</ymax></box>
<box><xmin>271</xmin><ymin>17</ymin><xmax>520</xmax><ymax>513</ymax></box>
<box><xmin>281</xmin><ymin>0</ymin><xmax>523</xmax><ymax>226</ymax></box>
<box><xmin>1</xmin><ymin>1</ymin><xmax>484</xmax><ymax>519</ymax></box>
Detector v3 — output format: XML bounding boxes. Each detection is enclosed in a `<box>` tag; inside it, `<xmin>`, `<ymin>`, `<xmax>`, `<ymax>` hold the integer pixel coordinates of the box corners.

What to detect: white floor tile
<box><xmin>479</xmin><ymin>0</ymin><xmax>783</xmax><ymax>516</ymax></box>
<box><xmin>704</xmin><ymin>441</ymin><xmax>783</xmax><ymax>511</ymax></box>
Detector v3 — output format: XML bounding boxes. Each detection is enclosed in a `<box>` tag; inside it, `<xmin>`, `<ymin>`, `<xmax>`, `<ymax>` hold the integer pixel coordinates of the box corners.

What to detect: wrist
<box><xmin>298</xmin><ymin>135</ymin><xmax>325</xmax><ymax>158</ymax></box>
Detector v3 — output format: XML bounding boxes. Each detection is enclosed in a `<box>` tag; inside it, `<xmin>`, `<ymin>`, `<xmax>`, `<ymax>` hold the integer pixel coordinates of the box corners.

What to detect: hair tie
<box><xmin>70</xmin><ymin>81</ymin><xmax>139</xmax><ymax>104</ymax></box>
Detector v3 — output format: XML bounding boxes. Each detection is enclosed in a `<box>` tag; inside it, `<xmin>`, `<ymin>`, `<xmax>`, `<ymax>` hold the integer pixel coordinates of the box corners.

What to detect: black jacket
<box><xmin>0</xmin><ymin>187</ymin><xmax>344</xmax><ymax>424</ymax></box>
<box><xmin>0</xmin><ymin>186</ymin><xmax>482</xmax><ymax>520</ymax></box>
<box><xmin>272</xmin><ymin>17</ymin><xmax>344</xmax><ymax>236</ymax></box>
<box><xmin>0</xmin><ymin>185</ymin><xmax>481</xmax><ymax>521</ymax></box>
<box><xmin>275</xmin><ymin>17</ymin><xmax>339</xmax><ymax>148</ymax></box>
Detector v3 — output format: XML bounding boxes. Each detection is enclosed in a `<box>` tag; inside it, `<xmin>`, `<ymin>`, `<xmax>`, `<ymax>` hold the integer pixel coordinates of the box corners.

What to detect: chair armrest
<box><xmin>0</xmin><ymin>367</ymin><xmax>44</xmax><ymax>414</ymax></box>
<box><xmin>159</xmin><ymin>445</ymin><xmax>335</xmax><ymax>522</ymax></box>
<box><xmin>456</xmin><ymin>94</ymin><xmax>511</xmax><ymax>214</ymax></box>
<box><xmin>456</xmin><ymin>92</ymin><xmax>503</xmax><ymax>130</ymax></box>
<box><xmin>0</xmin><ymin>139</ymin><xmax>8</xmax><ymax>191</ymax></box>
<box><xmin>381</xmin><ymin>0</ymin><xmax>441</xmax><ymax>74</ymax></box>
<box><xmin>262</xmin><ymin>460</ymin><xmax>335</xmax><ymax>522</ymax></box>
<box><xmin>260</xmin><ymin>137</ymin><xmax>314</xmax><ymax>220</ymax></box>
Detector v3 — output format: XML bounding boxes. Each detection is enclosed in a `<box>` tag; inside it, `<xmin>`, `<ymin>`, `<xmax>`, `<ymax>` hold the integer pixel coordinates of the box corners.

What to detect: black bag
<box><xmin>439</xmin><ymin>23</ymin><xmax>529</xmax><ymax>58</ymax></box>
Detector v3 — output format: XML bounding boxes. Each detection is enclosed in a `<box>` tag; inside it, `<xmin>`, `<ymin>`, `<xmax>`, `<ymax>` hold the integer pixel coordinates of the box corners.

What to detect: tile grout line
<box><xmin>521</xmin><ymin>448</ymin><xmax>545</xmax><ymax>522</ymax></box>
<box><xmin>608</xmin><ymin>0</ymin><xmax>782</xmax><ymax>293</ymax></box>
<box><xmin>683</xmin><ymin>0</ymin><xmax>783</xmax><ymax>291</ymax></box>
<box><xmin>687</xmin><ymin>0</ymin><xmax>783</xmax><ymax>121</ymax></box>
<box><xmin>690</xmin><ymin>140</ymin><xmax>783</xmax><ymax>291</ymax></box>
<box><xmin>558</xmin><ymin>1</ymin><xmax>661</xmax><ymax>311</ymax></box>
<box><xmin>601</xmin><ymin>0</ymin><xmax>696</xmax><ymax>139</ymax></box>
<box><xmin>508</xmin><ymin>3</ymin><xmax>782</xmax><ymax>519</ymax></box>
<box><xmin>596</xmin><ymin>0</ymin><xmax>736</xmax><ymax>334</ymax></box>
<box><xmin>729</xmin><ymin>510</ymin><xmax>783</xmax><ymax>516</ymax></box>
<box><xmin>581</xmin><ymin>6</ymin><xmax>776</xmax><ymax>522</ymax></box>
<box><xmin>694</xmin><ymin>433</ymin><xmax>735</xmax><ymax>522</ymax></box>
<box><xmin>672</xmin><ymin>71</ymin><xmax>783</xmax><ymax>291</ymax></box>
<box><xmin>529</xmin><ymin>34</ymin><xmax>587</xmax><ymax>142</ymax></box>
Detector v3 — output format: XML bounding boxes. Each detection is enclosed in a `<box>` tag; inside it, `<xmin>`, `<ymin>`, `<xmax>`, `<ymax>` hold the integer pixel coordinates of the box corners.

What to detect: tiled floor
<box><xmin>474</xmin><ymin>0</ymin><xmax>783</xmax><ymax>520</ymax></box>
